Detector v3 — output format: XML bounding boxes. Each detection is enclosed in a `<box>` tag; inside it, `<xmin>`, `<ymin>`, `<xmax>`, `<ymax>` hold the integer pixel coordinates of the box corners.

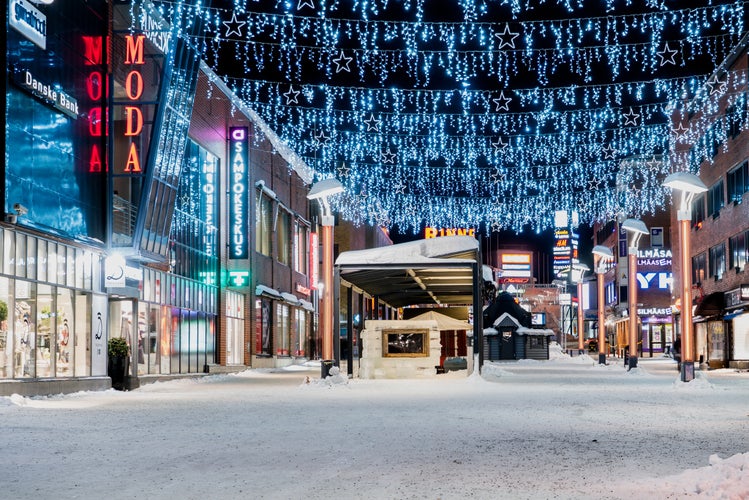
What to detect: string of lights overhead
<box><xmin>147</xmin><ymin>0</ymin><xmax>748</xmax><ymax>233</ymax></box>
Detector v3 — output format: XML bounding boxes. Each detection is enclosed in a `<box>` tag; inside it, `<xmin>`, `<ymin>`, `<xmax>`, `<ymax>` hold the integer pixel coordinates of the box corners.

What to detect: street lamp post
<box><xmin>307</xmin><ymin>178</ymin><xmax>344</xmax><ymax>379</ymax></box>
<box><xmin>592</xmin><ymin>245</ymin><xmax>614</xmax><ymax>365</ymax></box>
<box><xmin>663</xmin><ymin>171</ymin><xmax>708</xmax><ymax>382</ymax></box>
<box><xmin>621</xmin><ymin>218</ymin><xmax>648</xmax><ymax>371</ymax></box>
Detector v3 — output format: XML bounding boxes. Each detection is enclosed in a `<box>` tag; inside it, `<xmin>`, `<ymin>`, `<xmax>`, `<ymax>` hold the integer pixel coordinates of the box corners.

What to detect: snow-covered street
<box><xmin>2</xmin><ymin>347</ymin><xmax>748</xmax><ymax>500</ymax></box>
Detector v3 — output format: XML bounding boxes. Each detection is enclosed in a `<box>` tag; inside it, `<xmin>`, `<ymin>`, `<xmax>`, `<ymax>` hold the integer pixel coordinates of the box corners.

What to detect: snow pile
<box><xmin>300</xmin><ymin>365</ymin><xmax>349</xmax><ymax>389</ymax></box>
<box><xmin>656</xmin><ymin>452</ymin><xmax>749</xmax><ymax>498</ymax></box>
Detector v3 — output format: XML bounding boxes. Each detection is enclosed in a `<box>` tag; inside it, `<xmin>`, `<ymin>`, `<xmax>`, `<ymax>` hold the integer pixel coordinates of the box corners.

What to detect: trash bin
<box><xmin>321</xmin><ymin>359</ymin><xmax>334</xmax><ymax>378</ymax></box>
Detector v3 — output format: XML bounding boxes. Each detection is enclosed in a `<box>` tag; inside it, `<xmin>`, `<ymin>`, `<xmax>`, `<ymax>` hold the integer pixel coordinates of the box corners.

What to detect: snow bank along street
<box><xmin>2</xmin><ymin>351</ymin><xmax>748</xmax><ymax>500</ymax></box>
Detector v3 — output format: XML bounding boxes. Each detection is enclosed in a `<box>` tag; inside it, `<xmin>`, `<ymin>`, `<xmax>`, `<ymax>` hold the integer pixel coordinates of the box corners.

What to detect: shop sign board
<box><xmin>229</xmin><ymin>127</ymin><xmax>248</xmax><ymax>259</ymax></box>
<box><xmin>10</xmin><ymin>0</ymin><xmax>47</xmax><ymax>49</ymax></box>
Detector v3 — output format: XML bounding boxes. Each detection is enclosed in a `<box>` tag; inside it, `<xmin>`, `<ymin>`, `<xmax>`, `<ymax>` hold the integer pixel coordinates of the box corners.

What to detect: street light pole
<box><xmin>592</xmin><ymin>245</ymin><xmax>614</xmax><ymax>365</ymax></box>
<box><xmin>621</xmin><ymin>218</ymin><xmax>648</xmax><ymax>371</ymax></box>
<box><xmin>307</xmin><ymin>178</ymin><xmax>344</xmax><ymax>379</ymax></box>
<box><xmin>572</xmin><ymin>264</ymin><xmax>589</xmax><ymax>355</ymax></box>
<box><xmin>663</xmin><ymin>172</ymin><xmax>707</xmax><ymax>382</ymax></box>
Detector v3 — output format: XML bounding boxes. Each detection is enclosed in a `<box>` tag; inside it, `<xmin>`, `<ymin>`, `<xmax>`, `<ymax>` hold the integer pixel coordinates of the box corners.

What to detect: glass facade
<box><xmin>6</xmin><ymin>0</ymin><xmax>108</xmax><ymax>239</ymax></box>
<box><xmin>0</xmin><ymin>229</ymin><xmax>103</xmax><ymax>379</ymax></box>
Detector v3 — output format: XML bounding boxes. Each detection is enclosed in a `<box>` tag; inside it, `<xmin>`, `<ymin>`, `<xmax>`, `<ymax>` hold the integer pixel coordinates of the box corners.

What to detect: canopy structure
<box><xmin>408</xmin><ymin>311</ymin><xmax>471</xmax><ymax>331</ymax></box>
<box><xmin>334</xmin><ymin>236</ymin><xmax>486</xmax><ymax>368</ymax></box>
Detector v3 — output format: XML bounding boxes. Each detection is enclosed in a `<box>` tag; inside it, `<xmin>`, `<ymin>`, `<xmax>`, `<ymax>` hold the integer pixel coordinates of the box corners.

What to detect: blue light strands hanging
<box><xmin>151</xmin><ymin>0</ymin><xmax>747</xmax><ymax>234</ymax></box>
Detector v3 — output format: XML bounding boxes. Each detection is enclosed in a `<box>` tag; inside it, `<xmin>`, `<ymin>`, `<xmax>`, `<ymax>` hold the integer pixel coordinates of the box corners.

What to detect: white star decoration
<box><xmin>314</xmin><ymin>129</ymin><xmax>330</xmax><ymax>145</ymax></box>
<box><xmin>492</xmin><ymin>91</ymin><xmax>512</xmax><ymax>112</ymax></box>
<box><xmin>601</xmin><ymin>144</ymin><xmax>616</xmax><ymax>160</ymax></box>
<box><xmin>222</xmin><ymin>12</ymin><xmax>245</xmax><ymax>38</ymax></box>
<box><xmin>657</xmin><ymin>43</ymin><xmax>678</xmax><ymax>66</ymax></box>
<box><xmin>381</xmin><ymin>147</ymin><xmax>397</xmax><ymax>164</ymax></box>
<box><xmin>495</xmin><ymin>24</ymin><xmax>520</xmax><ymax>50</ymax></box>
<box><xmin>708</xmin><ymin>75</ymin><xmax>727</xmax><ymax>96</ymax></box>
<box><xmin>364</xmin><ymin>113</ymin><xmax>381</xmax><ymax>132</ymax></box>
<box><xmin>332</xmin><ymin>50</ymin><xmax>353</xmax><ymax>73</ymax></box>
<box><xmin>671</xmin><ymin>122</ymin><xmax>688</xmax><ymax>139</ymax></box>
<box><xmin>492</xmin><ymin>137</ymin><xmax>509</xmax><ymax>151</ymax></box>
<box><xmin>623</xmin><ymin>108</ymin><xmax>640</xmax><ymax>126</ymax></box>
<box><xmin>393</xmin><ymin>180</ymin><xmax>406</xmax><ymax>194</ymax></box>
<box><xmin>297</xmin><ymin>0</ymin><xmax>314</xmax><ymax>10</ymax></box>
<box><xmin>283</xmin><ymin>86</ymin><xmax>300</xmax><ymax>105</ymax></box>
<box><xmin>337</xmin><ymin>162</ymin><xmax>350</xmax><ymax>178</ymax></box>
<box><xmin>588</xmin><ymin>178</ymin><xmax>602</xmax><ymax>190</ymax></box>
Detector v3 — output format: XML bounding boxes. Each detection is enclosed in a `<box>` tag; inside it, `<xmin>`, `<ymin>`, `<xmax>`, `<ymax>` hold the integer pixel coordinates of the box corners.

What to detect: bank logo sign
<box><xmin>10</xmin><ymin>0</ymin><xmax>47</xmax><ymax>50</ymax></box>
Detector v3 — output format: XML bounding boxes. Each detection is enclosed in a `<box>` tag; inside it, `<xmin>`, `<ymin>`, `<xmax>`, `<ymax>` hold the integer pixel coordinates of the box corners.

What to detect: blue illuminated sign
<box><xmin>229</xmin><ymin>127</ymin><xmax>248</xmax><ymax>259</ymax></box>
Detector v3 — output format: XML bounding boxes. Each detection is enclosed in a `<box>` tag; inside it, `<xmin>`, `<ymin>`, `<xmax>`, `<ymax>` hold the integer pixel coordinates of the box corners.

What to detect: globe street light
<box><xmin>621</xmin><ymin>218</ymin><xmax>648</xmax><ymax>371</ymax></box>
<box><xmin>592</xmin><ymin>245</ymin><xmax>614</xmax><ymax>365</ymax></box>
<box><xmin>307</xmin><ymin>178</ymin><xmax>344</xmax><ymax>378</ymax></box>
<box><xmin>663</xmin><ymin>171</ymin><xmax>707</xmax><ymax>382</ymax></box>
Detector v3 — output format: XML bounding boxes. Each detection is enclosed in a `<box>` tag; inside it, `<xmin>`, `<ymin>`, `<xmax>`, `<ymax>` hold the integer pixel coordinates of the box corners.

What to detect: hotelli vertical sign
<box><xmin>229</xmin><ymin>127</ymin><xmax>248</xmax><ymax>259</ymax></box>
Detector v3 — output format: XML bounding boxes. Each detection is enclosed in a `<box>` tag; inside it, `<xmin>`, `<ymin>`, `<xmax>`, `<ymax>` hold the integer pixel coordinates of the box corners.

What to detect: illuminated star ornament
<box><xmin>297</xmin><ymin>0</ymin><xmax>314</xmax><ymax>10</ymax></box>
<box><xmin>492</xmin><ymin>91</ymin><xmax>512</xmax><ymax>112</ymax></box>
<box><xmin>363</xmin><ymin>113</ymin><xmax>381</xmax><ymax>132</ymax></box>
<box><xmin>332</xmin><ymin>50</ymin><xmax>353</xmax><ymax>73</ymax></box>
<box><xmin>337</xmin><ymin>162</ymin><xmax>350</xmax><ymax>178</ymax></box>
<box><xmin>314</xmin><ymin>130</ymin><xmax>330</xmax><ymax>146</ymax></box>
<box><xmin>657</xmin><ymin>43</ymin><xmax>678</xmax><ymax>66</ymax></box>
<box><xmin>708</xmin><ymin>75</ymin><xmax>727</xmax><ymax>95</ymax></box>
<box><xmin>671</xmin><ymin>122</ymin><xmax>688</xmax><ymax>140</ymax></box>
<box><xmin>601</xmin><ymin>145</ymin><xmax>617</xmax><ymax>160</ymax></box>
<box><xmin>283</xmin><ymin>86</ymin><xmax>300</xmax><ymax>105</ymax></box>
<box><xmin>492</xmin><ymin>137</ymin><xmax>509</xmax><ymax>151</ymax></box>
<box><xmin>381</xmin><ymin>147</ymin><xmax>397</xmax><ymax>164</ymax></box>
<box><xmin>495</xmin><ymin>24</ymin><xmax>520</xmax><ymax>50</ymax></box>
<box><xmin>622</xmin><ymin>108</ymin><xmax>640</xmax><ymax>126</ymax></box>
<box><xmin>222</xmin><ymin>12</ymin><xmax>245</xmax><ymax>38</ymax></box>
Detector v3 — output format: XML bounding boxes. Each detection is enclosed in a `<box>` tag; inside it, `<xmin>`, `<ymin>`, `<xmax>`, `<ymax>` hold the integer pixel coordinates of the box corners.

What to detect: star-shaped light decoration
<box><xmin>393</xmin><ymin>180</ymin><xmax>406</xmax><ymax>194</ymax></box>
<box><xmin>297</xmin><ymin>0</ymin><xmax>314</xmax><ymax>10</ymax></box>
<box><xmin>601</xmin><ymin>144</ymin><xmax>617</xmax><ymax>160</ymax></box>
<box><xmin>222</xmin><ymin>12</ymin><xmax>246</xmax><ymax>38</ymax></box>
<box><xmin>622</xmin><ymin>107</ymin><xmax>640</xmax><ymax>126</ymax></box>
<box><xmin>337</xmin><ymin>161</ymin><xmax>350</xmax><ymax>178</ymax></box>
<box><xmin>314</xmin><ymin>129</ymin><xmax>330</xmax><ymax>146</ymax></box>
<box><xmin>489</xmin><ymin>168</ymin><xmax>500</xmax><ymax>185</ymax></box>
<box><xmin>645</xmin><ymin>158</ymin><xmax>661</xmax><ymax>172</ymax></box>
<box><xmin>490</xmin><ymin>219</ymin><xmax>503</xmax><ymax>233</ymax></box>
<box><xmin>656</xmin><ymin>43</ymin><xmax>678</xmax><ymax>66</ymax></box>
<box><xmin>671</xmin><ymin>122</ymin><xmax>688</xmax><ymax>140</ymax></box>
<box><xmin>587</xmin><ymin>178</ymin><xmax>602</xmax><ymax>190</ymax></box>
<box><xmin>495</xmin><ymin>24</ymin><xmax>520</xmax><ymax>50</ymax></box>
<box><xmin>707</xmin><ymin>75</ymin><xmax>727</xmax><ymax>96</ymax></box>
<box><xmin>363</xmin><ymin>113</ymin><xmax>381</xmax><ymax>132</ymax></box>
<box><xmin>283</xmin><ymin>85</ymin><xmax>300</xmax><ymax>105</ymax></box>
<box><xmin>332</xmin><ymin>50</ymin><xmax>353</xmax><ymax>73</ymax></box>
<box><xmin>491</xmin><ymin>136</ymin><xmax>509</xmax><ymax>151</ymax></box>
<box><xmin>492</xmin><ymin>91</ymin><xmax>512</xmax><ymax>112</ymax></box>
<box><xmin>381</xmin><ymin>147</ymin><xmax>397</xmax><ymax>164</ymax></box>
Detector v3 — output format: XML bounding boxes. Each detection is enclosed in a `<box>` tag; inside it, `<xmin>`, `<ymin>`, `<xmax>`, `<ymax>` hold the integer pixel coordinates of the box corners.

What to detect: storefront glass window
<box><xmin>37</xmin><ymin>239</ymin><xmax>47</xmax><ymax>282</ymax></box>
<box><xmin>16</xmin><ymin>233</ymin><xmax>27</xmax><ymax>278</ymax></box>
<box><xmin>56</xmin><ymin>288</ymin><xmax>74</xmax><ymax>377</ymax></box>
<box><xmin>256</xmin><ymin>298</ymin><xmax>272</xmax><ymax>356</ymax></box>
<box><xmin>276</xmin><ymin>303</ymin><xmax>290</xmax><ymax>356</ymax></box>
<box><xmin>14</xmin><ymin>281</ymin><xmax>36</xmax><ymax>378</ymax></box>
<box><xmin>74</xmin><ymin>292</ymin><xmax>91</xmax><ymax>377</ymax></box>
<box><xmin>0</xmin><ymin>277</ymin><xmax>11</xmax><ymax>378</ymax></box>
<box><xmin>26</xmin><ymin>237</ymin><xmax>37</xmax><ymax>281</ymax></box>
<box><xmin>36</xmin><ymin>284</ymin><xmax>54</xmax><ymax>378</ymax></box>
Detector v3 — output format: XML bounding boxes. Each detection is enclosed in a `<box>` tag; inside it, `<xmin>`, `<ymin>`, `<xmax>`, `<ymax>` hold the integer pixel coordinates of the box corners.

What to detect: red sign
<box><xmin>309</xmin><ymin>232</ymin><xmax>319</xmax><ymax>290</ymax></box>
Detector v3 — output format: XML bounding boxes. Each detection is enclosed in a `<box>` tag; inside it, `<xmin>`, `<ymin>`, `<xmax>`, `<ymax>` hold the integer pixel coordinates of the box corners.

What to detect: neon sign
<box><xmin>425</xmin><ymin>227</ymin><xmax>476</xmax><ymax>238</ymax></box>
<box><xmin>229</xmin><ymin>127</ymin><xmax>248</xmax><ymax>259</ymax></box>
<box><xmin>82</xmin><ymin>35</ymin><xmax>108</xmax><ymax>172</ymax></box>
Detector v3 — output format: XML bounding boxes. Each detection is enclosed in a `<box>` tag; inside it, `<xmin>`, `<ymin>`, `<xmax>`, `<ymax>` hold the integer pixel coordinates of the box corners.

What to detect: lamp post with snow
<box><xmin>663</xmin><ymin>171</ymin><xmax>707</xmax><ymax>382</ymax></box>
<box><xmin>592</xmin><ymin>245</ymin><xmax>614</xmax><ymax>365</ymax></box>
<box><xmin>621</xmin><ymin>218</ymin><xmax>648</xmax><ymax>370</ymax></box>
<box><xmin>307</xmin><ymin>178</ymin><xmax>344</xmax><ymax>379</ymax></box>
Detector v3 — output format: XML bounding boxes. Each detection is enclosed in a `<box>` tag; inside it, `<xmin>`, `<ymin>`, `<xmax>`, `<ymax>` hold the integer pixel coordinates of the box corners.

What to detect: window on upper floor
<box><xmin>256</xmin><ymin>193</ymin><xmax>273</xmax><ymax>257</ymax></box>
<box><xmin>691</xmin><ymin>194</ymin><xmax>705</xmax><ymax>229</ymax></box>
<box><xmin>293</xmin><ymin>221</ymin><xmax>309</xmax><ymax>274</ymax></box>
<box><xmin>729</xmin><ymin>230</ymin><xmax>748</xmax><ymax>272</ymax></box>
<box><xmin>276</xmin><ymin>208</ymin><xmax>291</xmax><ymax>266</ymax></box>
<box><xmin>706</xmin><ymin>180</ymin><xmax>724</xmax><ymax>218</ymax></box>
<box><xmin>727</xmin><ymin>161</ymin><xmax>748</xmax><ymax>204</ymax></box>
<box><xmin>708</xmin><ymin>243</ymin><xmax>726</xmax><ymax>281</ymax></box>
<box><xmin>692</xmin><ymin>252</ymin><xmax>706</xmax><ymax>285</ymax></box>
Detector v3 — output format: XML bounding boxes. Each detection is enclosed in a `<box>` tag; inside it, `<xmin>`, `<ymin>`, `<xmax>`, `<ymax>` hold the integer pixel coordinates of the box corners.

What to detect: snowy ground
<box><xmin>2</xmin><ymin>345</ymin><xmax>748</xmax><ymax>500</ymax></box>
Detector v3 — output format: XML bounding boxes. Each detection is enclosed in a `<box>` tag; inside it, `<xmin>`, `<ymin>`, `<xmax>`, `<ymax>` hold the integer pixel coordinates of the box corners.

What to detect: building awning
<box><xmin>298</xmin><ymin>299</ymin><xmax>314</xmax><ymax>312</ymax></box>
<box><xmin>255</xmin><ymin>285</ymin><xmax>282</xmax><ymax>299</ymax></box>
<box><xmin>694</xmin><ymin>292</ymin><xmax>723</xmax><ymax>318</ymax></box>
<box><xmin>281</xmin><ymin>292</ymin><xmax>300</xmax><ymax>305</ymax></box>
<box><xmin>724</xmin><ymin>309</ymin><xmax>747</xmax><ymax>321</ymax></box>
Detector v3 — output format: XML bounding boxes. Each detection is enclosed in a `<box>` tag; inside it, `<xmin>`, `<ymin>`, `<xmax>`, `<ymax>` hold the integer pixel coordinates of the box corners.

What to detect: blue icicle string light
<box><xmin>142</xmin><ymin>0</ymin><xmax>748</xmax><ymax>234</ymax></box>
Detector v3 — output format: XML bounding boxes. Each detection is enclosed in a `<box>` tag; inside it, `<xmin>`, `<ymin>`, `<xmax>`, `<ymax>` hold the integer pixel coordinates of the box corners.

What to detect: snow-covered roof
<box><xmin>335</xmin><ymin>236</ymin><xmax>478</xmax><ymax>266</ymax></box>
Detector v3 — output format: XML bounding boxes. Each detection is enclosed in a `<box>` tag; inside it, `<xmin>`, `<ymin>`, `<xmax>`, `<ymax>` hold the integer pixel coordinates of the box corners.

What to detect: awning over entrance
<box><xmin>335</xmin><ymin>236</ymin><xmax>481</xmax><ymax>308</ymax></box>
<box><xmin>694</xmin><ymin>292</ymin><xmax>723</xmax><ymax>318</ymax></box>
